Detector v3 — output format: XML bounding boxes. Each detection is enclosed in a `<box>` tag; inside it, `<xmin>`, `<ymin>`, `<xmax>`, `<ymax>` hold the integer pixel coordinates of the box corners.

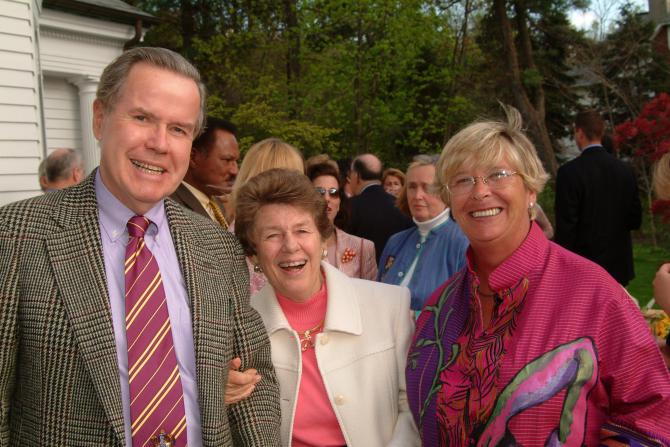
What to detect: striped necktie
<box><xmin>125</xmin><ymin>216</ymin><xmax>187</xmax><ymax>446</ymax></box>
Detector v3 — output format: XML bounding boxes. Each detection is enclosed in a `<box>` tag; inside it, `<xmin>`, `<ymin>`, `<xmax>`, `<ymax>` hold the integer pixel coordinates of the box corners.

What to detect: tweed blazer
<box><xmin>0</xmin><ymin>173</ymin><xmax>281</xmax><ymax>446</ymax></box>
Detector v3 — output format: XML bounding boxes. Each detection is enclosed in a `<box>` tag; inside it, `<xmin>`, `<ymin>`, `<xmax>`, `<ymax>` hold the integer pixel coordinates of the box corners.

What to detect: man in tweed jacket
<box><xmin>0</xmin><ymin>48</ymin><xmax>280</xmax><ymax>446</ymax></box>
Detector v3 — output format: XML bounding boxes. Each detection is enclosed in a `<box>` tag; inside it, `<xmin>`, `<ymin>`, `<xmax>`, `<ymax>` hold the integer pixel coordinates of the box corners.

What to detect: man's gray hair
<box><xmin>46</xmin><ymin>148</ymin><xmax>83</xmax><ymax>182</ymax></box>
<box><xmin>96</xmin><ymin>47</ymin><xmax>206</xmax><ymax>136</ymax></box>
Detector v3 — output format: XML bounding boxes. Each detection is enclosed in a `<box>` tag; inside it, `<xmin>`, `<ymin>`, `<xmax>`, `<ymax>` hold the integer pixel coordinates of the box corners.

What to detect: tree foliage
<box><xmin>573</xmin><ymin>3</ymin><xmax>670</xmax><ymax>125</ymax></box>
<box><xmin>129</xmin><ymin>0</ymin><xmax>667</xmax><ymax>176</ymax></box>
<box><xmin>615</xmin><ymin>93</ymin><xmax>670</xmax><ymax>243</ymax></box>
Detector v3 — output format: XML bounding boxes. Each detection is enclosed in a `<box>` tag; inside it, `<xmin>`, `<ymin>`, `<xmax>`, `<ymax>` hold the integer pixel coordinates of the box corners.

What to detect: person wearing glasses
<box><xmin>306</xmin><ymin>161</ymin><xmax>378</xmax><ymax>280</ymax></box>
<box><xmin>406</xmin><ymin>107</ymin><xmax>670</xmax><ymax>445</ymax></box>
<box><xmin>377</xmin><ymin>155</ymin><xmax>469</xmax><ymax>315</ymax></box>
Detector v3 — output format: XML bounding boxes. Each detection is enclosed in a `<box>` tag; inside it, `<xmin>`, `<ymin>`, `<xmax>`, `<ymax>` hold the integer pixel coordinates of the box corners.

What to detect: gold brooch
<box><xmin>341</xmin><ymin>248</ymin><xmax>356</xmax><ymax>263</ymax></box>
<box><xmin>384</xmin><ymin>255</ymin><xmax>395</xmax><ymax>271</ymax></box>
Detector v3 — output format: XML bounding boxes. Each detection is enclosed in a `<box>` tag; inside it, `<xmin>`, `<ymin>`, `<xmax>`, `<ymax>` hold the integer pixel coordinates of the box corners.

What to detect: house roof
<box><xmin>44</xmin><ymin>0</ymin><xmax>159</xmax><ymax>25</ymax></box>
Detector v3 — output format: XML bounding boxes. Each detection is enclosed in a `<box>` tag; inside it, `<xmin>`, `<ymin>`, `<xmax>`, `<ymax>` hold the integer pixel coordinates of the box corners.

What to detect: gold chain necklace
<box><xmin>298</xmin><ymin>319</ymin><xmax>325</xmax><ymax>352</ymax></box>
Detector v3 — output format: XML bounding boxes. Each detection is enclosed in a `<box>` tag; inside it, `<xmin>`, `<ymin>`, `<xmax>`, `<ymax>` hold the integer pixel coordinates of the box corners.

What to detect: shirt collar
<box><xmin>415</xmin><ymin>206</ymin><xmax>450</xmax><ymax>238</ymax></box>
<box><xmin>95</xmin><ymin>170</ymin><xmax>167</xmax><ymax>243</ymax></box>
<box><xmin>465</xmin><ymin>221</ymin><xmax>547</xmax><ymax>292</ymax></box>
<box><xmin>182</xmin><ymin>181</ymin><xmax>211</xmax><ymax>210</ymax></box>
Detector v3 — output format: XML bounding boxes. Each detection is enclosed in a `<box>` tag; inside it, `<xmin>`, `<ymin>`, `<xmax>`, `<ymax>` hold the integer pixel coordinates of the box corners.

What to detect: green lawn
<box><xmin>627</xmin><ymin>244</ymin><xmax>670</xmax><ymax>309</ymax></box>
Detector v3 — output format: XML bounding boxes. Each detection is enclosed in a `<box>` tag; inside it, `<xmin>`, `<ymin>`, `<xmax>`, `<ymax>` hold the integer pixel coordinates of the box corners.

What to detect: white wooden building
<box><xmin>0</xmin><ymin>0</ymin><xmax>154</xmax><ymax>205</ymax></box>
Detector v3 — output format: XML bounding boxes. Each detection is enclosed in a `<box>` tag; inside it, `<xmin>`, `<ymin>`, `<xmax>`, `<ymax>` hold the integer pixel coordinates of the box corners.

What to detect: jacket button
<box><xmin>320</xmin><ymin>334</ymin><xmax>329</xmax><ymax>345</ymax></box>
<box><xmin>416</xmin><ymin>243</ymin><xmax>421</xmax><ymax>248</ymax></box>
<box><xmin>334</xmin><ymin>394</ymin><xmax>345</xmax><ymax>405</ymax></box>
<box><xmin>398</xmin><ymin>271</ymin><xmax>404</xmax><ymax>277</ymax></box>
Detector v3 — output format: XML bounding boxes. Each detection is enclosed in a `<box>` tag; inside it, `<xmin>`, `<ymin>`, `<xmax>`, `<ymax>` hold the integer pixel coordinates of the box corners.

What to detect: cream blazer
<box><xmin>251</xmin><ymin>262</ymin><xmax>420</xmax><ymax>447</ymax></box>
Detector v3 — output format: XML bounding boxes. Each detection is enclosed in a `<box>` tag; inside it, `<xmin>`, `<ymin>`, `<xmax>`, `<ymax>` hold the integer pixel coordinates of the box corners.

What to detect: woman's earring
<box><xmin>251</xmin><ymin>256</ymin><xmax>262</xmax><ymax>273</ymax></box>
<box><xmin>528</xmin><ymin>202</ymin><xmax>537</xmax><ymax>220</ymax></box>
<box><xmin>322</xmin><ymin>248</ymin><xmax>328</xmax><ymax>259</ymax></box>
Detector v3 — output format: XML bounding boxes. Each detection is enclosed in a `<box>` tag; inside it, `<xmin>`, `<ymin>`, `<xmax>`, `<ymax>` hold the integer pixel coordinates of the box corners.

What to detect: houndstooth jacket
<box><xmin>0</xmin><ymin>172</ymin><xmax>281</xmax><ymax>446</ymax></box>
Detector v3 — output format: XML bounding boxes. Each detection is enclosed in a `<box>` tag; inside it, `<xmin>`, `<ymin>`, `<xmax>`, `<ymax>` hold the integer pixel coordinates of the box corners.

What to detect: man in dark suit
<box><xmin>555</xmin><ymin>109</ymin><xmax>642</xmax><ymax>286</ymax></box>
<box><xmin>0</xmin><ymin>47</ymin><xmax>280</xmax><ymax>446</ymax></box>
<box><xmin>346</xmin><ymin>153</ymin><xmax>413</xmax><ymax>261</ymax></box>
<box><xmin>171</xmin><ymin>117</ymin><xmax>239</xmax><ymax>226</ymax></box>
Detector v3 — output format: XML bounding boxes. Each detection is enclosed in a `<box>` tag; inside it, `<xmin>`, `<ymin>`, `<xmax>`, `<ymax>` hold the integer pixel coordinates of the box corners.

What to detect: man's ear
<box><xmin>92</xmin><ymin>100</ymin><xmax>104</xmax><ymax>140</ymax></box>
<box><xmin>189</xmin><ymin>148</ymin><xmax>200</xmax><ymax>168</ymax></box>
<box><xmin>73</xmin><ymin>167</ymin><xmax>84</xmax><ymax>183</ymax></box>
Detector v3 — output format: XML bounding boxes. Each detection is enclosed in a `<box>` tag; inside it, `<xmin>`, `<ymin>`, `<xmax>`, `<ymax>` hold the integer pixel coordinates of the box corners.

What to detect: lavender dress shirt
<box><xmin>96</xmin><ymin>172</ymin><xmax>203</xmax><ymax>446</ymax></box>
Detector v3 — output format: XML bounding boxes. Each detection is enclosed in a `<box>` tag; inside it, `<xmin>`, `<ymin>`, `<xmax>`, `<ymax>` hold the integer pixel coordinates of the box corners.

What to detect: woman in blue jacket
<box><xmin>377</xmin><ymin>155</ymin><xmax>469</xmax><ymax>313</ymax></box>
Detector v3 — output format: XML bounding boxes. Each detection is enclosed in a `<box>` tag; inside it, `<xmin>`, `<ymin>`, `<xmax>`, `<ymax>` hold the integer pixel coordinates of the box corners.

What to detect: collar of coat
<box><xmin>251</xmin><ymin>261</ymin><xmax>364</xmax><ymax>337</ymax></box>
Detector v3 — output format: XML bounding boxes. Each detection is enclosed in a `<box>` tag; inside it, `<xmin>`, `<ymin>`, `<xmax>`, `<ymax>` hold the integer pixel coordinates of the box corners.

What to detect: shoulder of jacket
<box><xmin>0</xmin><ymin>192</ymin><xmax>66</xmax><ymax>236</ymax></box>
<box><xmin>350</xmin><ymin>277</ymin><xmax>408</xmax><ymax>301</ymax></box>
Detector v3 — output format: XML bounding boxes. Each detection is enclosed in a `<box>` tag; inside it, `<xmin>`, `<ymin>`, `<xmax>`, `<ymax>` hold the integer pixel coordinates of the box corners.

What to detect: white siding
<box><xmin>0</xmin><ymin>0</ymin><xmax>42</xmax><ymax>206</ymax></box>
<box><xmin>43</xmin><ymin>76</ymin><xmax>82</xmax><ymax>153</ymax></box>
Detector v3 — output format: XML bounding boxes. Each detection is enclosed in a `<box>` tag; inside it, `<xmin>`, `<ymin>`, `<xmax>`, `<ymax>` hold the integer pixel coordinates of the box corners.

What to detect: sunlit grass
<box><xmin>627</xmin><ymin>244</ymin><xmax>670</xmax><ymax>308</ymax></box>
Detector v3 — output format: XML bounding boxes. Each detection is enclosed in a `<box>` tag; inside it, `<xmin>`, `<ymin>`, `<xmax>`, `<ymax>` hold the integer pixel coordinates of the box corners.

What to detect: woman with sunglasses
<box><xmin>306</xmin><ymin>161</ymin><xmax>378</xmax><ymax>280</ymax></box>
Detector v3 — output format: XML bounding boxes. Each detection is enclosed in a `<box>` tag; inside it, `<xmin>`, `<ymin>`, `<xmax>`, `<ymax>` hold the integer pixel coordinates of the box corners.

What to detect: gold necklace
<box><xmin>298</xmin><ymin>319</ymin><xmax>325</xmax><ymax>352</ymax></box>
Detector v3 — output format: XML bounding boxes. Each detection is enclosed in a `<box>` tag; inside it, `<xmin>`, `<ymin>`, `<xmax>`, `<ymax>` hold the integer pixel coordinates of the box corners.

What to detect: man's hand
<box><xmin>225</xmin><ymin>357</ymin><xmax>261</xmax><ymax>405</ymax></box>
<box><xmin>653</xmin><ymin>263</ymin><xmax>670</xmax><ymax>315</ymax></box>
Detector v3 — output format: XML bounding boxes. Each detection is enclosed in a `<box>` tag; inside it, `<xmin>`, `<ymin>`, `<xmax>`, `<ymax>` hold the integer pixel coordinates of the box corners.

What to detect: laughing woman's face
<box><xmin>253</xmin><ymin>204</ymin><xmax>326</xmax><ymax>302</ymax></box>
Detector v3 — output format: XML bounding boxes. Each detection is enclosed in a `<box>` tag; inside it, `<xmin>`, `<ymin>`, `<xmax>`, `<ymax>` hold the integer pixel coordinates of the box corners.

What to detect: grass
<box><xmin>627</xmin><ymin>244</ymin><xmax>670</xmax><ymax>309</ymax></box>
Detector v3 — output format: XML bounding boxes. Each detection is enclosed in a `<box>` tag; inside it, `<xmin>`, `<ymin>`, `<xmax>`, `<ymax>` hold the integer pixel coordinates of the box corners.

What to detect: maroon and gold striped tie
<box><xmin>125</xmin><ymin>216</ymin><xmax>187</xmax><ymax>446</ymax></box>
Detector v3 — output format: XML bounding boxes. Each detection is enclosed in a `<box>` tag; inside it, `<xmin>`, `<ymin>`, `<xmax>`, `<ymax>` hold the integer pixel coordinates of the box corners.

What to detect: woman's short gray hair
<box><xmin>96</xmin><ymin>47</ymin><xmax>207</xmax><ymax>136</ymax></box>
<box><xmin>396</xmin><ymin>154</ymin><xmax>441</xmax><ymax>217</ymax></box>
<box><xmin>235</xmin><ymin>169</ymin><xmax>333</xmax><ymax>256</ymax></box>
<box><xmin>435</xmin><ymin>106</ymin><xmax>549</xmax><ymax>205</ymax></box>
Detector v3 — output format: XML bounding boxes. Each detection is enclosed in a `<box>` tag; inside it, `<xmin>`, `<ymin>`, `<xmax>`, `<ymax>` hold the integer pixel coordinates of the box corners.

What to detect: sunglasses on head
<box><xmin>315</xmin><ymin>187</ymin><xmax>339</xmax><ymax>196</ymax></box>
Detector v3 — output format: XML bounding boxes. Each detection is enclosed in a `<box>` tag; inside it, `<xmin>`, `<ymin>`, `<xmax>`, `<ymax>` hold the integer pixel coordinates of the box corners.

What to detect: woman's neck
<box><xmin>327</xmin><ymin>229</ymin><xmax>336</xmax><ymax>246</ymax></box>
<box><xmin>414</xmin><ymin>207</ymin><xmax>449</xmax><ymax>238</ymax></box>
<box><xmin>470</xmin><ymin>219</ymin><xmax>532</xmax><ymax>282</ymax></box>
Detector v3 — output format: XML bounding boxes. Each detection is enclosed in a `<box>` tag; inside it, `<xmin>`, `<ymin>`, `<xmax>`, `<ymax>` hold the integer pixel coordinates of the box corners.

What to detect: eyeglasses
<box><xmin>447</xmin><ymin>170</ymin><xmax>519</xmax><ymax>196</ymax></box>
<box><xmin>315</xmin><ymin>186</ymin><xmax>339</xmax><ymax>197</ymax></box>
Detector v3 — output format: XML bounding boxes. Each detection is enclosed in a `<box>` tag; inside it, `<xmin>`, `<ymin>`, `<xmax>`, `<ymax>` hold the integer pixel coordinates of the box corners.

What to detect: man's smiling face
<box><xmin>93</xmin><ymin>62</ymin><xmax>201</xmax><ymax>214</ymax></box>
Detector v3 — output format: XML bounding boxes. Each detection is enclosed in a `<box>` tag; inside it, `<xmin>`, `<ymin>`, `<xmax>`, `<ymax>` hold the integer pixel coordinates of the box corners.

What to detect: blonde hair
<box><xmin>436</xmin><ymin>106</ymin><xmax>549</xmax><ymax>205</ymax></box>
<box><xmin>306</xmin><ymin>153</ymin><xmax>339</xmax><ymax>174</ymax></box>
<box><xmin>232</xmin><ymin>138</ymin><xmax>304</xmax><ymax>206</ymax></box>
<box><xmin>653</xmin><ymin>152</ymin><xmax>670</xmax><ymax>200</ymax></box>
<box><xmin>382</xmin><ymin>168</ymin><xmax>405</xmax><ymax>187</ymax></box>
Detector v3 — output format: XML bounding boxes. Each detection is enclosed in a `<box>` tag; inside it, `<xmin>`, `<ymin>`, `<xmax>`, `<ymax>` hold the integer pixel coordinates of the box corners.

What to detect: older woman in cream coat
<box><xmin>235</xmin><ymin>168</ymin><xmax>419</xmax><ymax>447</ymax></box>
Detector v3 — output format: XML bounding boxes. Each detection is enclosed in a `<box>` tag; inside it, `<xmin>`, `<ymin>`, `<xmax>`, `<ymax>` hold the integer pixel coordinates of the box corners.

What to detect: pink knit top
<box><xmin>276</xmin><ymin>279</ymin><xmax>346</xmax><ymax>447</ymax></box>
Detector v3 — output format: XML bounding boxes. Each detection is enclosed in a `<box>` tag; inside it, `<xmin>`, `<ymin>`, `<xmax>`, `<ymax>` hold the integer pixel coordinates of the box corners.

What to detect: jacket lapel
<box><xmin>164</xmin><ymin>198</ymin><xmax>222</xmax><ymax>441</ymax></box>
<box><xmin>173</xmin><ymin>183</ymin><xmax>210</xmax><ymax>218</ymax></box>
<box><xmin>321</xmin><ymin>262</ymin><xmax>363</xmax><ymax>335</ymax></box>
<box><xmin>46</xmin><ymin>173</ymin><xmax>126</xmax><ymax>444</ymax></box>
